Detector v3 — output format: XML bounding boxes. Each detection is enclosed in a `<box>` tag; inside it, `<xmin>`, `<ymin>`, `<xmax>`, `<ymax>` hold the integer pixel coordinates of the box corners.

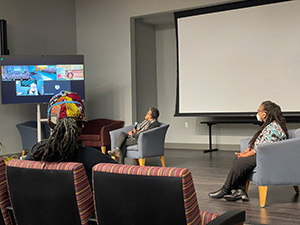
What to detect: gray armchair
<box><xmin>110</xmin><ymin>123</ymin><xmax>169</xmax><ymax>166</ymax></box>
<box><xmin>16</xmin><ymin>121</ymin><xmax>50</xmax><ymax>152</ymax></box>
<box><xmin>240</xmin><ymin>128</ymin><xmax>300</xmax><ymax>207</ymax></box>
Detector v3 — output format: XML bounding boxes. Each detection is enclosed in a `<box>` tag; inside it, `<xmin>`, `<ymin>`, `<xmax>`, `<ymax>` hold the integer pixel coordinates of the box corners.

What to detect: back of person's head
<box><xmin>48</xmin><ymin>91</ymin><xmax>85</xmax><ymax>129</ymax></box>
<box><xmin>261</xmin><ymin>101</ymin><xmax>283</xmax><ymax>123</ymax></box>
<box><xmin>149</xmin><ymin>107</ymin><xmax>159</xmax><ymax>119</ymax></box>
<box><xmin>33</xmin><ymin>91</ymin><xmax>85</xmax><ymax>162</ymax></box>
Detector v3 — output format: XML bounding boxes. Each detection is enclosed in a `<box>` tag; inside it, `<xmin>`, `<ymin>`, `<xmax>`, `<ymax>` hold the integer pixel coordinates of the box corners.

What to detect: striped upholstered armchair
<box><xmin>92</xmin><ymin>163</ymin><xmax>245</xmax><ymax>225</ymax></box>
<box><xmin>0</xmin><ymin>158</ymin><xmax>14</xmax><ymax>225</ymax></box>
<box><xmin>6</xmin><ymin>160</ymin><xmax>95</xmax><ymax>225</ymax></box>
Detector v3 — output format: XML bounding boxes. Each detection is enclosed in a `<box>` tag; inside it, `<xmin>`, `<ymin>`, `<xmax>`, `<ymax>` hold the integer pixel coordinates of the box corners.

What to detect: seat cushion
<box><xmin>80</xmin><ymin>134</ymin><xmax>101</xmax><ymax>141</ymax></box>
<box><xmin>126</xmin><ymin>145</ymin><xmax>138</xmax><ymax>152</ymax></box>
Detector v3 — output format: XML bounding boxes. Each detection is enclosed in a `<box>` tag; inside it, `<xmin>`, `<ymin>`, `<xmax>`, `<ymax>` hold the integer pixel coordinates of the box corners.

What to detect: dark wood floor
<box><xmin>125</xmin><ymin>149</ymin><xmax>300</xmax><ymax>225</ymax></box>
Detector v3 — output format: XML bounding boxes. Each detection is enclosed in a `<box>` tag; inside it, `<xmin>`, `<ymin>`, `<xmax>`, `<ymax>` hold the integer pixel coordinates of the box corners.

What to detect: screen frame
<box><xmin>0</xmin><ymin>55</ymin><xmax>85</xmax><ymax>104</ymax></box>
<box><xmin>173</xmin><ymin>0</ymin><xmax>297</xmax><ymax>118</ymax></box>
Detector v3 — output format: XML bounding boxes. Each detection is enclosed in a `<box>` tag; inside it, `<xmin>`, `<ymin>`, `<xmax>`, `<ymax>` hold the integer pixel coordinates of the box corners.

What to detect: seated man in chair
<box><xmin>108</xmin><ymin>107</ymin><xmax>160</xmax><ymax>164</ymax></box>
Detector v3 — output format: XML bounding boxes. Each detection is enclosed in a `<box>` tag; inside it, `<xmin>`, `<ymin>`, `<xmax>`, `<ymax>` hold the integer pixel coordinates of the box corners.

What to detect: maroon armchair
<box><xmin>79</xmin><ymin>118</ymin><xmax>124</xmax><ymax>154</ymax></box>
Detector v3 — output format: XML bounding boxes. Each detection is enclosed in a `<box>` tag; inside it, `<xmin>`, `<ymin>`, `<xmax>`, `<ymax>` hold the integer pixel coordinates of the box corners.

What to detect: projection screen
<box><xmin>175</xmin><ymin>0</ymin><xmax>300</xmax><ymax>117</ymax></box>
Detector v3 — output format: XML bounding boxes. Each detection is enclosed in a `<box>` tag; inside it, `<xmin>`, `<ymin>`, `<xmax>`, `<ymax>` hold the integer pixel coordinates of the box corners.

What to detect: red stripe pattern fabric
<box><xmin>6</xmin><ymin>159</ymin><xmax>94</xmax><ymax>225</ymax></box>
<box><xmin>0</xmin><ymin>158</ymin><xmax>13</xmax><ymax>225</ymax></box>
<box><xmin>93</xmin><ymin>163</ymin><xmax>219</xmax><ymax>225</ymax></box>
<box><xmin>199</xmin><ymin>210</ymin><xmax>219</xmax><ymax>225</ymax></box>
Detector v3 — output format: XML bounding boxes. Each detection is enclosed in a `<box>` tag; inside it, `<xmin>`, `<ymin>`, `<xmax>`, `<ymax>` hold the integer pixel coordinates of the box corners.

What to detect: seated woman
<box><xmin>208</xmin><ymin>100</ymin><xmax>288</xmax><ymax>201</ymax></box>
<box><xmin>25</xmin><ymin>91</ymin><xmax>117</xmax><ymax>184</ymax></box>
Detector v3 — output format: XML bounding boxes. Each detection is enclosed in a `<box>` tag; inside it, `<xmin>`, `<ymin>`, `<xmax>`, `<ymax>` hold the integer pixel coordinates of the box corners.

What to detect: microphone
<box><xmin>134</xmin><ymin>122</ymin><xmax>138</xmax><ymax>129</ymax></box>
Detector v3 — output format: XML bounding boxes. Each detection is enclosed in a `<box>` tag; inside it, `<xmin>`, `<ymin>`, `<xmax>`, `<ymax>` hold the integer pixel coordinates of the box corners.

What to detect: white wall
<box><xmin>75</xmin><ymin>0</ymin><xmax>300</xmax><ymax>150</ymax></box>
<box><xmin>0</xmin><ymin>0</ymin><xmax>77</xmax><ymax>154</ymax></box>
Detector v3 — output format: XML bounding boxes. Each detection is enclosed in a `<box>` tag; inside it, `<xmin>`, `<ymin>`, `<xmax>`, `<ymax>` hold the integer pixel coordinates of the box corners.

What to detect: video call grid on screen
<box><xmin>0</xmin><ymin>55</ymin><xmax>85</xmax><ymax>104</ymax></box>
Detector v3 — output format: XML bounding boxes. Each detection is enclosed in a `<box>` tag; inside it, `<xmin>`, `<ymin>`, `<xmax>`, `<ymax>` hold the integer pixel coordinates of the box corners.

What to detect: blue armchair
<box><xmin>16</xmin><ymin>121</ymin><xmax>50</xmax><ymax>152</ymax></box>
<box><xmin>110</xmin><ymin>123</ymin><xmax>169</xmax><ymax>166</ymax></box>
<box><xmin>240</xmin><ymin>128</ymin><xmax>300</xmax><ymax>207</ymax></box>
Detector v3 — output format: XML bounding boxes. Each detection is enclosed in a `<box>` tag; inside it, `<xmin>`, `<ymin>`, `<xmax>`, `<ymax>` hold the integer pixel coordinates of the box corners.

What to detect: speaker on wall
<box><xmin>0</xmin><ymin>19</ymin><xmax>9</xmax><ymax>55</ymax></box>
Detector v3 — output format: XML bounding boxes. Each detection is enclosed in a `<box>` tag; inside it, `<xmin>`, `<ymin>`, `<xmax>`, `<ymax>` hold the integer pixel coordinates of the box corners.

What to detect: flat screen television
<box><xmin>0</xmin><ymin>55</ymin><xmax>85</xmax><ymax>104</ymax></box>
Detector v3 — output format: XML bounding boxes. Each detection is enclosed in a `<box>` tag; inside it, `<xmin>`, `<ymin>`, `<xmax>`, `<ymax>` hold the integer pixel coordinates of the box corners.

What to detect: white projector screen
<box><xmin>175</xmin><ymin>0</ymin><xmax>300</xmax><ymax>116</ymax></box>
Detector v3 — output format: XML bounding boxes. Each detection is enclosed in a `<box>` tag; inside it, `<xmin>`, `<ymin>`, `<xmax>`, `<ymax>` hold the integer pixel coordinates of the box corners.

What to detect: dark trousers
<box><xmin>116</xmin><ymin>132</ymin><xmax>138</xmax><ymax>164</ymax></box>
<box><xmin>223</xmin><ymin>155</ymin><xmax>256</xmax><ymax>191</ymax></box>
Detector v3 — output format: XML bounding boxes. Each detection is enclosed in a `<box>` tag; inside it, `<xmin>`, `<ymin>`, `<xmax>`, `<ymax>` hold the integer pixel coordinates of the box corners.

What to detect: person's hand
<box><xmin>235</xmin><ymin>152</ymin><xmax>241</xmax><ymax>158</ymax></box>
<box><xmin>235</xmin><ymin>152</ymin><xmax>246</xmax><ymax>158</ymax></box>
<box><xmin>133</xmin><ymin>128</ymin><xmax>136</xmax><ymax>133</ymax></box>
<box><xmin>128</xmin><ymin>131</ymin><xmax>133</xmax><ymax>135</ymax></box>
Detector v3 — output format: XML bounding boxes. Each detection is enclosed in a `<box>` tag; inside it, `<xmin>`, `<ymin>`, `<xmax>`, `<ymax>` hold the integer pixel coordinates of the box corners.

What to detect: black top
<box><xmin>25</xmin><ymin>141</ymin><xmax>118</xmax><ymax>185</ymax></box>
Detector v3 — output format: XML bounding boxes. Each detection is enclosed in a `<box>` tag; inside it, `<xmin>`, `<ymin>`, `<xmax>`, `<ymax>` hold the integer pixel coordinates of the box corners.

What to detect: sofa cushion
<box><xmin>126</xmin><ymin>145</ymin><xmax>138</xmax><ymax>152</ymax></box>
<box><xmin>80</xmin><ymin>134</ymin><xmax>101</xmax><ymax>141</ymax></box>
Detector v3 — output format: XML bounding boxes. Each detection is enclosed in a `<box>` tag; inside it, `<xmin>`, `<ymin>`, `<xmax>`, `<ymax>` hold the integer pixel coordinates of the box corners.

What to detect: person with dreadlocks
<box><xmin>208</xmin><ymin>100</ymin><xmax>288</xmax><ymax>202</ymax></box>
<box><xmin>25</xmin><ymin>91</ymin><xmax>117</xmax><ymax>184</ymax></box>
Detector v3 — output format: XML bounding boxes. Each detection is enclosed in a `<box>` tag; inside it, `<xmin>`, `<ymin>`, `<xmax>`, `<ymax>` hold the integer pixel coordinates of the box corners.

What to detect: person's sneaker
<box><xmin>208</xmin><ymin>188</ymin><xmax>230</xmax><ymax>199</ymax></box>
<box><xmin>108</xmin><ymin>148</ymin><xmax>121</xmax><ymax>157</ymax></box>
<box><xmin>224</xmin><ymin>189</ymin><xmax>249</xmax><ymax>202</ymax></box>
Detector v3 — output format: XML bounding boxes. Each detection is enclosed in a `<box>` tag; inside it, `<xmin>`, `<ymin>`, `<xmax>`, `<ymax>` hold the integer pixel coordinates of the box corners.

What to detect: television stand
<box><xmin>37</xmin><ymin>104</ymin><xmax>47</xmax><ymax>142</ymax></box>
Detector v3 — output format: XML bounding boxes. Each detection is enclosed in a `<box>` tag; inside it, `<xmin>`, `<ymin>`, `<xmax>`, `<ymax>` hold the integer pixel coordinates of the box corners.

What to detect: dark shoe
<box><xmin>208</xmin><ymin>188</ymin><xmax>230</xmax><ymax>199</ymax></box>
<box><xmin>224</xmin><ymin>189</ymin><xmax>249</xmax><ymax>202</ymax></box>
<box><xmin>108</xmin><ymin>148</ymin><xmax>121</xmax><ymax>157</ymax></box>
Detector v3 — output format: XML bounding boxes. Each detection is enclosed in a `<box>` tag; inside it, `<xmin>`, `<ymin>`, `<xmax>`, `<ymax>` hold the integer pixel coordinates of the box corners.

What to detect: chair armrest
<box><xmin>101</xmin><ymin>121</ymin><xmax>124</xmax><ymax>146</ymax></box>
<box><xmin>88</xmin><ymin>217</ymin><xmax>97</xmax><ymax>225</ymax></box>
<box><xmin>137</xmin><ymin>125</ymin><xmax>169</xmax><ymax>158</ymax></box>
<box><xmin>255</xmin><ymin>138</ymin><xmax>300</xmax><ymax>185</ymax></box>
<box><xmin>17</xmin><ymin>125</ymin><xmax>38</xmax><ymax>132</ymax></box>
<box><xmin>7</xmin><ymin>206</ymin><xmax>17</xmax><ymax>225</ymax></box>
<box><xmin>206</xmin><ymin>210</ymin><xmax>245</xmax><ymax>225</ymax></box>
<box><xmin>240</xmin><ymin>138</ymin><xmax>251</xmax><ymax>152</ymax></box>
<box><xmin>110</xmin><ymin>125</ymin><xmax>135</xmax><ymax>150</ymax></box>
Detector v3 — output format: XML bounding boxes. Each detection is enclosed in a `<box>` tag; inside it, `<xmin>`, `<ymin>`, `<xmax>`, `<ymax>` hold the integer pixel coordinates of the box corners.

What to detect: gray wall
<box><xmin>135</xmin><ymin>19</ymin><xmax>157</xmax><ymax>122</ymax></box>
<box><xmin>75</xmin><ymin>0</ymin><xmax>256</xmax><ymax>150</ymax></box>
<box><xmin>0</xmin><ymin>0</ymin><xmax>77</xmax><ymax>154</ymax></box>
<box><xmin>75</xmin><ymin>0</ymin><xmax>300</xmax><ymax>150</ymax></box>
<box><xmin>75</xmin><ymin>0</ymin><xmax>226</xmax><ymax>124</ymax></box>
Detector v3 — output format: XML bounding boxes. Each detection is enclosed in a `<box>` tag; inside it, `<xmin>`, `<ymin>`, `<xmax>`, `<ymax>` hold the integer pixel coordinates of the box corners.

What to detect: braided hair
<box><xmin>248</xmin><ymin>100</ymin><xmax>289</xmax><ymax>150</ymax></box>
<box><xmin>33</xmin><ymin>118</ymin><xmax>82</xmax><ymax>162</ymax></box>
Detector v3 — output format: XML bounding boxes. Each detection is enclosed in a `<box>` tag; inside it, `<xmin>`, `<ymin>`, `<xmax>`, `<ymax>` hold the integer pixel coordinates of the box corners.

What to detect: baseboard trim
<box><xmin>165</xmin><ymin>143</ymin><xmax>240</xmax><ymax>151</ymax></box>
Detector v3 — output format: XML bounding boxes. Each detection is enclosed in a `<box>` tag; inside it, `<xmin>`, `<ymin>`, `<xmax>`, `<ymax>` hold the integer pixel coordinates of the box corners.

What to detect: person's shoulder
<box><xmin>80</xmin><ymin>146</ymin><xmax>98</xmax><ymax>153</ymax></box>
<box><xmin>269</xmin><ymin>121</ymin><xmax>282</xmax><ymax>130</ymax></box>
<box><xmin>268</xmin><ymin>121</ymin><xmax>286</xmax><ymax>137</ymax></box>
<box><xmin>32</xmin><ymin>140</ymin><xmax>47</xmax><ymax>151</ymax></box>
<box><xmin>25</xmin><ymin>139</ymin><xmax>47</xmax><ymax>160</ymax></box>
<box><xmin>149</xmin><ymin>121</ymin><xmax>159</xmax><ymax>129</ymax></box>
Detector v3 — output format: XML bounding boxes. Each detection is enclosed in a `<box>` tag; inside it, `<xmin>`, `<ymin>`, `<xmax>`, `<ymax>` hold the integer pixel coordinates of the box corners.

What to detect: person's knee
<box><xmin>231</xmin><ymin>158</ymin><xmax>245</xmax><ymax>171</ymax></box>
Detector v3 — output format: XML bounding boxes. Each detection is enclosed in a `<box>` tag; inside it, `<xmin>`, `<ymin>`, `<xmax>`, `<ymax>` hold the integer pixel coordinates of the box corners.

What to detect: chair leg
<box><xmin>160</xmin><ymin>156</ymin><xmax>166</xmax><ymax>167</ymax></box>
<box><xmin>101</xmin><ymin>146</ymin><xmax>106</xmax><ymax>154</ymax></box>
<box><xmin>138</xmin><ymin>158</ymin><xmax>145</xmax><ymax>166</ymax></box>
<box><xmin>245</xmin><ymin>179</ymin><xmax>250</xmax><ymax>193</ymax></box>
<box><xmin>293</xmin><ymin>186</ymin><xmax>299</xmax><ymax>194</ymax></box>
<box><xmin>258</xmin><ymin>186</ymin><xmax>268</xmax><ymax>208</ymax></box>
<box><xmin>134</xmin><ymin>159</ymin><xmax>139</xmax><ymax>165</ymax></box>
